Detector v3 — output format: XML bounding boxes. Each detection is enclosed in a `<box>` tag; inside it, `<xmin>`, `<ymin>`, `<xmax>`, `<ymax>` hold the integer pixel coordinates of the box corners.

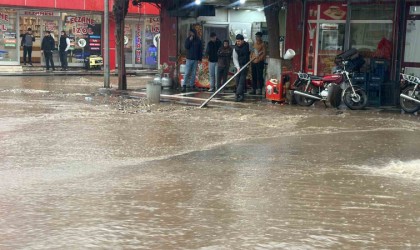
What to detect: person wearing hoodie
<box><xmin>205</xmin><ymin>32</ymin><xmax>222</xmax><ymax>92</ymax></box>
<box><xmin>217</xmin><ymin>40</ymin><xmax>232</xmax><ymax>90</ymax></box>
<box><xmin>182</xmin><ymin>28</ymin><xmax>203</xmax><ymax>92</ymax></box>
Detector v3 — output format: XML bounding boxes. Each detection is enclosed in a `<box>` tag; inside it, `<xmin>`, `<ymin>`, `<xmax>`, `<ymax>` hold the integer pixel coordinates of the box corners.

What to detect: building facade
<box><xmin>284</xmin><ymin>0</ymin><xmax>420</xmax><ymax>106</ymax></box>
<box><xmin>0</xmin><ymin>0</ymin><xmax>159</xmax><ymax>69</ymax></box>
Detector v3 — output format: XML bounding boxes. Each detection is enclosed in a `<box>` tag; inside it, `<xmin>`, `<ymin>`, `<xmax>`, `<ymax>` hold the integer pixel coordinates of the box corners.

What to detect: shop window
<box><xmin>317</xmin><ymin>23</ymin><xmax>346</xmax><ymax>75</ymax></box>
<box><xmin>0</xmin><ymin>9</ymin><xmax>18</xmax><ymax>63</ymax></box>
<box><xmin>144</xmin><ymin>17</ymin><xmax>159</xmax><ymax>67</ymax></box>
<box><xmin>349</xmin><ymin>4</ymin><xmax>394</xmax><ymax>74</ymax></box>
<box><xmin>61</xmin><ymin>13</ymin><xmax>102</xmax><ymax>64</ymax></box>
<box><xmin>350</xmin><ymin>23</ymin><xmax>393</xmax><ymax>54</ymax></box>
<box><xmin>351</xmin><ymin>5</ymin><xmax>394</xmax><ymax>20</ymax></box>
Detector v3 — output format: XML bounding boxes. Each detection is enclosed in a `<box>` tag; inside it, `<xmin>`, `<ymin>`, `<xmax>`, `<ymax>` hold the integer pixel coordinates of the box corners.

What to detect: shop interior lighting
<box><xmin>239</xmin><ymin>0</ymin><xmax>246</xmax><ymax>4</ymax></box>
<box><xmin>195</xmin><ymin>0</ymin><xmax>201</xmax><ymax>5</ymax></box>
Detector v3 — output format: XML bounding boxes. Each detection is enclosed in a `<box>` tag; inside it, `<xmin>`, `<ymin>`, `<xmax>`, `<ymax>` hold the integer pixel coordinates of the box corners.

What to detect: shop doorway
<box><xmin>19</xmin><ymin>15</ymin><xmax>60</xmax><ymax>66</ymax></box>
<box><xmin>402</xmin><ymin>4</ymin><xmax>420</xmax><ymax>76</ymax></box>
<box><xmin>124</xmin><ymin>21</ymin><xmax>143</xmax><ymax>67</ymax></box>
<box><xmin>41</xmin><ymin>17</ymin><xmax>60</xmax><ymax>66</ymax></box>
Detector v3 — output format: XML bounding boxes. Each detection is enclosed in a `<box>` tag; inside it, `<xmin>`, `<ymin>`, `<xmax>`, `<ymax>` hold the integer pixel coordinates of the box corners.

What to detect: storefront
<box><xmin>175</xmin><ymin>8</ymin><xmax>267</xmax><ymax>88</ymax></box>
<box><xmin>0</xmin><ymin>0</ymin><xmax>160</xmax><ymax>69</ymax></box>
<box><xmin>123</xmin><ymin>16</ymin><xmax>160</xmax><ymax>68</ymax></box>
<box><xmin>0</xmin><ymin>9</ymin><xmax>18</xmax><ymax>65</ymax></box>
<box><xmin>304</xmin><ymin>2</ymin><xmax>394</xmax><ymax>76</ymax></box>
<box><xmin>297</xmin><ymin>1</ymin><xmax>401</xmax><ymax>106</ymax></box>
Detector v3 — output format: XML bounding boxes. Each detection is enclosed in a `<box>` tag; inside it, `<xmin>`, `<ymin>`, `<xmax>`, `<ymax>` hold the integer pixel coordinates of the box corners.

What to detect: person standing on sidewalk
<box><xmin>41</xmin><ymin>31</ymin><xmax>56</xmax><ymax>71</ymax></box>
<box><xmin>250</xmin><ymin>32</ymin><xmax>267</xmax><ymax>95</ymax></box>
<box><xmin>217</xmin><ymin>40</ymin><xmax>232</xmax><ymax>91</ymax></box>
<box><xmin>21</xmin><ymin>28</ymin><xmax>35</xmax><ymax>66</ymax></box>
<box><xmin>182</xmin><ymin>28</ymin><xmax>202</xmax><ymax>92</ymax></box>
<box><xmin>59</xmin><ymin>31</ymin><xmax>70</xmax><ymax>71</ymax></box>
<box><xmin>205</xmin><ymin>32</ymin><xmax>221</xmax><ymax>92</ymax></box>
<box><xmin>232</xmin><ymin>34</ymin><xmax>250</xmax><ymax>102</ymax></box>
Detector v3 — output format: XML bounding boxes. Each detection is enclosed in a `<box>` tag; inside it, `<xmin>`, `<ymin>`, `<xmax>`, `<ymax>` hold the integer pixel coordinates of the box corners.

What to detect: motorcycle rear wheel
<box><xmin>342</xmin><ymin>86</ymin><xmax>367</xmax><ymax>110</ymax></box>
<box><xmin>295</xmin><ymin>84</ymin><xmax>316</xmax><ymax>106</ymax></box>
<box><xmin>328</xmin><ymin>84</ymin><xmax>342</xmax><ymax>108</ymax></box>
<box><xmin>400</xmin><ymin>85</ymin><xmax>420</xmax><ymax>113</ymax></box>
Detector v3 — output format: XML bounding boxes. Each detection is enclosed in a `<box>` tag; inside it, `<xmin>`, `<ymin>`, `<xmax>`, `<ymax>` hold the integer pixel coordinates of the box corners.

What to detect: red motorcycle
<box><xmin>293</xmin><ymin>72</ymin><xmax>343</xmax><ymax>108</ymax></box>
<box><xmin>293</xmin><ymin>50</ymin><xmax>368</xmax><ymax>110</ymax></box>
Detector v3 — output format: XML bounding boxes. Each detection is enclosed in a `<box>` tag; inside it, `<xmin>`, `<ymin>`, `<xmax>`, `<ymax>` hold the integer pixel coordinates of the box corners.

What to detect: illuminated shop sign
<box><xmin>0</xmin><ymin>12</ymin><xmax>9</xmax><ymax>31</ymax></box>
<box><xmin>66</xmin><ymin>16</ymin><xmax>96</xmax><ymax>35</ymax></box>
<box><xmin>0</xmin><ymin>12</ymin><xmax>9</xmax><ymax>22</ymax></box>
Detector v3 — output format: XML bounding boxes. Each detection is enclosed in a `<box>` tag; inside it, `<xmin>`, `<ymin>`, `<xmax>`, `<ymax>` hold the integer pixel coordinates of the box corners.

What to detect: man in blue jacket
<box><xmin>182</xmin><ymin>28</ymin><xmax>202</xmax><ymax>92</ymax></box>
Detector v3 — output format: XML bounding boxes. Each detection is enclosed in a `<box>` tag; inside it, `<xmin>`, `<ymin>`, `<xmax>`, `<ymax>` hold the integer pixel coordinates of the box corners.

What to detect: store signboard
<box><xmin>320</xmin><ymin>4</ymin><xmax>347</xmax><ymax>20</ymax></box>
<box><xmin>20</xmin><ymin>10</ymin><xmax>59</xmax><ymax>16</ymax></box>
<box><xmin>0</xmin><ymin>12</ymin><xmax>8</xmax><ymax>31</ymax></box>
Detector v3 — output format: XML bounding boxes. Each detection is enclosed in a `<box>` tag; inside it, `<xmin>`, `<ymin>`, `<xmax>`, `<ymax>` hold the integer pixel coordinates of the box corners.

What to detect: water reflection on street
<box><xmin>0</xmin><ymin>76</ymin><xmax>419</xmax><ymax>249</ymax></box>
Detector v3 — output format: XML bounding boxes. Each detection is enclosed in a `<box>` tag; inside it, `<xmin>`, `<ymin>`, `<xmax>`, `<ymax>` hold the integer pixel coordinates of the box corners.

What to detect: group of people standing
<box><xmin>182</xmin><ymin>28</ymin><xmax>267</xmax><ymax>102</ymax></box>
<box><xmin>20</xmin><ymin>28</ymin><xmax>70</xmax><ymax>71</ymax></box>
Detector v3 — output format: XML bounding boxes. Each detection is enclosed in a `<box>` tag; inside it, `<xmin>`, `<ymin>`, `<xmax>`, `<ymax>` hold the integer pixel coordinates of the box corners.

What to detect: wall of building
<box><xmin>0</xmin><ymin>0</ymin><xmax>159</xmax><ymax>15</ymax></box>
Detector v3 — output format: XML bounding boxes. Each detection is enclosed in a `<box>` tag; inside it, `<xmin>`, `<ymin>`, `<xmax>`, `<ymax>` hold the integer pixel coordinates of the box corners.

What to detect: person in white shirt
<box><xmin>59</xmin><ymin>31</ymin><xmax>71</xmax><ymax>71</ymax></box>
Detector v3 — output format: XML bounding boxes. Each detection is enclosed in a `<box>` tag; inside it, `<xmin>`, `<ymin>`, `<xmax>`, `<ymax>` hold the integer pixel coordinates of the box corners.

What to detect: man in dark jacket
<box><xmin>232</xmin><ymin>34</ymin><xmax>250</xmax><ymax>102</ymax></box>
<box><xmin>182</xmin><ymin>28</ymin><xmax>202</xmax><ymax>92</ymax></box>
<box><xmin>59</xmin><ymin>31</ymin><xmax>70</xmax><ymax>71</ymax></box>
<box><xmin>217</xmin><ymin>40</ymin><xmax>232</xmax><ymax>91</ymax></box>
<box><xmin>205</xmin><ymin>32</ymin><xmax>221</xmax><ymax>92</ymax></box>
<box><xmin>21</xmin><ymin>28</ymin><xmax>35</xmax><ymax>66</ymax></box>
<box><xmin>41</xmin><ymin>31</ymin><xmax>56</xmax><ymax>71</ymax></box>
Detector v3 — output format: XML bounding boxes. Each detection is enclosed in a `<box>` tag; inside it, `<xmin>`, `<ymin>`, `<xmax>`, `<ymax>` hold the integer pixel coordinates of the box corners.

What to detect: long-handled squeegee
<box><xmin>199</xmin><ymin>58</ymin><xmax>255</xmax><ymax>108</ymax></box>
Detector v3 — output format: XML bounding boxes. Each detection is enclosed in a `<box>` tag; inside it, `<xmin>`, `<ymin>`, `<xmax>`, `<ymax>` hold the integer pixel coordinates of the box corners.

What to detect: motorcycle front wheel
<box><xmin>400</xmin><ymin>85</ymin><xmax>420</xmax><ymax>113</ymax></box>
<box><xmin>342</xmin><ymin>86</ymin><xmax>367</xmax><ymax>110</ymax></box>
<box><xmin>295</xmin><ymin>84</ymin><xmax>316</xmax><ymax>106</ymax></box>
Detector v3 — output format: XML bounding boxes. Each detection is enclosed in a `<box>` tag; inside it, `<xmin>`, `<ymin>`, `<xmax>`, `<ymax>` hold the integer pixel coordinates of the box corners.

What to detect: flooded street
<box><xmin>0</xmin><ymin>76</ymin><xmax>419</xmax><ymax>249</ymax></box>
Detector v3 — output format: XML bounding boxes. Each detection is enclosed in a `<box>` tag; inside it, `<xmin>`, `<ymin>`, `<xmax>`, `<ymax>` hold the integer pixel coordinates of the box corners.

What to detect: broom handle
<box><xmin>199</xmin><ymin>58</ymin><xmax>254</xmax><ymax>108</ymax></box>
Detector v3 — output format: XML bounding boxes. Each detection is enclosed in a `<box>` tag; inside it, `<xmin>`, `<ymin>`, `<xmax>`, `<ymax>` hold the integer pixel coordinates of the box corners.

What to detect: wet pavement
<box><xmin>0</xmin><ymin>75</ymin><xmax>419</xmax><ymax>249</ymax></box>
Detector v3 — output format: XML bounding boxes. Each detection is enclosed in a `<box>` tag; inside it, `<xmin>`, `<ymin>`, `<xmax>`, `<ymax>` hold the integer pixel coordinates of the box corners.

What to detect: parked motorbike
<box><xmin>400</xmin><ymin>73</ymin><xmax>420</xmax><ymax>113</ymax></box>
<box><xmin>293</xmin><ymin>72</ymin><xmax>342</xmax><ymax>108</ymax></box>
<box><xmin>294</xmin><ymin>59</ymin><xmax>368</xmax><ymax>110</ymax></box>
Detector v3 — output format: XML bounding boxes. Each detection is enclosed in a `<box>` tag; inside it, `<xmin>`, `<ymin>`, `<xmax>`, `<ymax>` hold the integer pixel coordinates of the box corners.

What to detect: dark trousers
<box><xmin>23</xmin><ymin>46</ymin><xmax>33</xmax><ymax>64</ymax></box>
<box><xmin>59</xmin><ymin>50</ymin><xmax>68</xmax><ymax>69</ymax></box>
<box><xmin>235</xmin><ymin>66</ymin><xmax>248</xmax><ymax>97</ymax></box>
<box><xmin>251</xmin><ymin>61</ymin><xmax>265</xmax><ymax>90</ymax></box>
<box><xmin>44</xmin><ymin>51</ymin><xmax>55</xmax><ymax>70</ymax></box>
<box><xmin>217</xmin><ymin>65</ymin><xmax>229</xmax><ymax>89</ymax></box>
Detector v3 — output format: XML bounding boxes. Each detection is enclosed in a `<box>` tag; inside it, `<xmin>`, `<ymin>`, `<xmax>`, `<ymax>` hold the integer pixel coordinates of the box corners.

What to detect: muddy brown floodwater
<box><xmin>0</xmin><ymin>76</ymin><xmax>419</xmax><ymax>249</ymax></box>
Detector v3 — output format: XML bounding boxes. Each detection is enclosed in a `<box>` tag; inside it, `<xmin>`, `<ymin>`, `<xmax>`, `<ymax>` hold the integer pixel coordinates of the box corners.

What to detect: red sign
<box><xmin>0</xmin><ymin>24</ymin><xmax>6</xmax><ymax>31</ymax></box>
<box><xmin>72</xmin><ymin>27</ymin><xmax>94</xmax><ymax>35</ymax></box>
<box><xmin>68</xmin><ymin>16</ymin><xmax>95</xmax><ymax>26</ymax></box>
<box><xmin>320</xmin><ymin>4</ymin><xmax>347</xmax><ymax>20</ymax></box>
<box><xmin>0</xmin><ymin>12</ymin><xmax>9</xmax><ymax>21</ymax></box>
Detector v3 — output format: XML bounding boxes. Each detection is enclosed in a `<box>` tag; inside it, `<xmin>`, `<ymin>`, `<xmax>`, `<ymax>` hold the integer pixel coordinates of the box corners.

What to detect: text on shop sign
<box><xmin>24</xmin><ymin>11</ymin><xmax>54</xmax><ymax>16</ymax></box>
<box><xmin>0</xmin><ymin>13</ymin><xmax>9</xmax><ymax>22</ymax></box>
<box><xmin>69</xmin><ymin>16</ymin><xmax>95</xmax><ymax>26</ymax></box>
